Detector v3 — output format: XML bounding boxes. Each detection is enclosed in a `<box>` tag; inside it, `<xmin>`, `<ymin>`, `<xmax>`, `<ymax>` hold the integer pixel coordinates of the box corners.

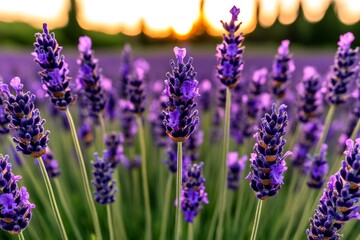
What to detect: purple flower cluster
<box><xmin>0</xmin><ymin>90</ymin><xmax>10</xmax><ymax>135</ymax></box>
<box><xmin>1</xmin><ymin>77</ymin><xmax>49</xmax><ymax>158</ymax></box>
<box><xmin>307</xmin><ymin>138</ymin><xmax>360</xmax><ymax>239</ymax></box>
<box><xmin>148</xmin><ymin>95</ymin><xmax>168</xmax><ymax>148</ymax></box>
<box><xmin>32</xmin><ymin>23</ymin><xmax>77</xmax><ymax>110</ymax></box>
<box><xmin>104</xmin><ymin>132</ymin><xmax>127</xmax><ymax>168</ymax></box>
<box><xmin>271</xmin><ymin>40</ymin><xmax>295</xmax><ymax>99</ymax></box>
<box><xmin>181</xmin><ymin>162</ymin><xmax>208</xmax><ymax>222</ymax></box>
<box><xmin>118</xmin><ymin>44</ymin><xmax>133</xmax><ymax>99</ymax></box>
<box><xmin>91</xmin><ymin>152</ymin><xmax>117</xmax><ymax>204</ymax></box>
<box><xmin>227</xmin><ymin>152</ymin><xmax>247</xmax><ymax>190</ymax></box>
<box><xmin>76</xmin><ymin>36</ymin><xmax>108</xmax><ymax>123</ymax></box>
<box><xmin>298</xmin><ymin>66</ymin><xmax>323</xmax><ymax>123</ymax></box>
<box><xmin>40</xmin><ymin>147</ymin><xmax>61</xmax><ymax>178</ymax></box>
<box><xmin>327</xmin><ymin>32</ymin><xmax>359</xmax><ymax>105</ymax></box>
<box><xmin>163</xmin><ymin>47</ymin><xmax>199</xmax><ymax>142</ymax></box>
<box><xmin>216</xmin><ymin>6</ymin><xmax>244</xmax><ymax>89</ymax></box>
<box><xmin>184</xmin><ymin>129</ymin><xmax>203</xmax><ymax>163</ymax></box>
<box><xmin>307</xmin><ymin>144</ymin><xmax>328</xmax><ymax>189</ymax></box>
<box><xmin>0</xmin><ymin>154</ymin><xmax>35</xmax><ymax>235</ymax></box>
<box><xmin>246</xmin><ymin>104</ymin><xmax>292</xmax><ymax>200</ymax></box>
<box><xmin>119</xmin><ymin>99</ymin><xmax>138</xmax><ymax>146</ymax></box>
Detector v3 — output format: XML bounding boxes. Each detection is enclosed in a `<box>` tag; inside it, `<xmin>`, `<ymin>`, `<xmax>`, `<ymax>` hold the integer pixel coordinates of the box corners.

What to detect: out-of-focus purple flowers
<box><xmin>181</xmin><ymin>162</ymin><xmax>208</xmax><ymax>222</ymax></box>
<box><xmin>298</xmin><ymin>66</ymin><xmax>323</xmax><ymax>123</ymax></box>
<box><xmin>307</xmin><ymin>144</ymin><xmax>328</xmax><ymax>189</ymax></box>
<box><xmin>184</xmin><ymin>129</ymin><xmax>203</xmax><ymax>163</ymax></box>
<box><xmin>76</xmin><ymin>36</ymin><xmax>108</xmax><ymax>123</ymax></box>
<box><xmin>227</xmin><ymin>152</ymin><xmax>247</xmax><ymax>190</ymax></box>
<box><xmin>128</xmin><ymin>58</ymin><xmax>148</xmax><ymax>115</ymax></box>
<box><xmin>216</xmin><ymin>6</ymin><xmax>244</xmax><ymax>89</ymax></box>
<box><xmin>306</xmin><ymin>138</ymin><xmax>360</xmax><ymax>239</ymax></box>
<box><xmin>271</xmin><ymin>40</ymin><xmax>295</xmax><ymax>99</ymax></box>
<box><xmin>40</xmin><ymin>147</ymin><xmax>61</xmax><ymax>178</ymax></box>
<box><xmin>1</xmin><ymin>77</ymin><xmax>49</xmax><ymax>158</ymax></box>
<box><xmin>327</xmin><ymin>32</ymin><xmax>359</xmax><ymax>105</ymax></box>
<box><xmin>104</xmin><ymin>132</ymin><xmax>127</xmax><ymax>168</ymax></box>
<box><xmin>246</xmin><ymin>104</ymin><xmax>292</xmax><ymax>200</ymax></box>
<box><xmin>0</xmin><ymin>154</ymin><xmax>35</xmax><ymax>235</ymax></box>
<box><xmin>163</xmin><ymin>47</ymin><xmax>199</xmax><ymax>142</ymax></box>
<box><xmin>149</xmin><ymin>95</ymin><xmax>168</xmax><ymax>148</ymax></box>
<box><xmin>91</xmin><ymin>152</ymin><xmax>117</xmax><ymax>204</ymax></box>
<box><xmin>32</xmin><ymin>23</ymin><xmax>77</xmax><ymax>110</ymax></box>
<box><xmin>0</xmin><ymin>90</ymin><xmax>9</xmax><ymax>135</ymax></box>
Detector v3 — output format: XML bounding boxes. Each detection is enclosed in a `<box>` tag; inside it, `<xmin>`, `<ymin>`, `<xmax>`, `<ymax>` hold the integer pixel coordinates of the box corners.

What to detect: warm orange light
<box><xmin>278</xmin><ymin>0</ymin><xmax>300</xmax><ymax>25</ymax></box>
<box><xmin>335</xmin><ymin>0</ymin><xmax>360</xmax><ymax>25</ymax></box>
<box><xmin>258</xmin><ymin>0</ymin><xmax>279</xmax><ymax>28</ymax></box>
<box><xmin>302</xmin><ymin>0</ymin><xmax>331</xmax><ymax>23</ymax></box>
<box><xmin>142</xmin><ymin>0</ymin><xmax>172</xmax><ymax>38</ymax></box>
<box><xmin>0</xmin><ymin>0</ymin><xmax>69</xmax><ymax>28</ymax></box>
<box><xmin>203</xmin><ymin>0</ymin><xmax>257</xmax><ymax>36</ymax></box>
<box><xmin>171</xmin><ymin>0</ymin><xmax>201</xmax><ymax>38</ymax></box>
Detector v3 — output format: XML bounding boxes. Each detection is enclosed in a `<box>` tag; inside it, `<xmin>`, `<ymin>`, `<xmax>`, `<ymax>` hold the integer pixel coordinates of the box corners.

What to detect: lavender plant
<box><xmin>306</xmin><ymin>144</ymin><xmax>328</xmax><ymax>189</ymax></box>
<box><xmin>227</xmin><ymin>152</ymin><xmax>247</xmax><ymax>190</ymax></box>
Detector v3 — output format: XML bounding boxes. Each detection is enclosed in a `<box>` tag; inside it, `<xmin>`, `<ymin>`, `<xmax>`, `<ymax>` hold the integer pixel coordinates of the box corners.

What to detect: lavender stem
<box><xmin>18</xmin><ymin>232</ymin><xmax>25</xmax><ymax>240</ymax></box>
<box><xmin>187</xmin><ymin>223</ymin><xmax>194</xmax><ymax>240</ymax></box>
<box><xmin>65</xmin><ymin>108</ymin><xmax>103</xmax><ymax>240</ymax></box>
<box><xmin>250</xmin><ymin>200</ymin><xmax>263</xmax><ymax>240</ymax></box>
<box><xmin>175</xmin><ymin>142</ymin><xmax>183</xmax><ymax>240</ymax></box>
<box><xmin>38</xmin><ymin>156</ymin><xmax>68</xmax><ymax>240</ymax></box>
<box><xmin>313</xmin><ymin>105</ymin><xmax>335</xmax><ymax>154</ymax></box>
<box><xmin>160</xmin><ymin>174</ymin><xmax>173</xmax><ymax>240</ymax></box>
<box><xmin>106</xmin><ymin>204</ymin><xmax>115</xmax><ymax>240</ymax></box>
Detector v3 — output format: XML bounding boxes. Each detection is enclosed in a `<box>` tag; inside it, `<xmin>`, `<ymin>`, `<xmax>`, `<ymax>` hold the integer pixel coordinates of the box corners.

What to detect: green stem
<box><xmin>113</xmin><ymin>169</ymin><xmax>127</xmax><ymax>240</ymax></box>
<box><xmin>350</xmin><ymin>119</ymin><xmax>360</xmax><ymax>140</ymax></box>
<box><xmin>216</xmin><ymin>87</ymin><xmax>231</xmax><ymax>240</ymax></box>
<box><xmin>160</xmin><ymin>174</ymin><xmax>174</xmax><ymax>240</ymax></box>
<box><xmin>54</xmin><ymin>178</ymin><xmax>83</xmax><ymax>240</ymax></box>
<box><xmin>187</xmin><ymin>224</ymin><xmax>193</xmax><ymax>240</ymax></box>
<box><xmin>250</xmin><ymin>200</ymin><xmax>263</xmax><ymax>240</ymax></box>
<box><xmin>18</xmin><ymin>232</ymin><xmax>25</xmax><ymax>240</ymax></box>
<box><xmin>136</xmin><ymin>116</ymin><xmax>152</xmax><ymax>240</ymax></box>
<box><xmin>206</xmin><ymin>199</ymin><xmax>219</xmax><ymax>240</ymax></box>
<box><xmin>287</xmin><ymin>122</ymin><xmax>302</xmax><ymax>151</ymax></box>
<box><xmin>107</xmin><ymin>204</ymin><xmax>115</xmax><ymax>240</ymax></box>
<box><xmin>314</xmin><ymin>105</ymin><xmax>336</xmax><ymax>154</ymax></box>
<box><xmin>175</xmin><ymin>142</ymin><xmax>183</xmax><ymax>240</ymax></box>
<box><xmin>38</xmin><ymin>157</ymin><xmax>68</xmax><ymax>240</ymax></box>
<box><xmin>65</xmin><ymin>108</ymin><xmax>103</xmax><ymax>240</ymax></box>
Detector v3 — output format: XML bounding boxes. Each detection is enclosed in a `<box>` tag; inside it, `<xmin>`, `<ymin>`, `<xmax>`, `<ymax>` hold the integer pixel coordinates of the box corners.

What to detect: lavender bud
<box><xmin>307</xmin><ymin>144</ymin><xmax>329</xmax><ymax>188</ymax></box>
<box><xmin>227</xmin><ymin>152</ymin><xmax>247</xmax><ymax>190</ymax></box>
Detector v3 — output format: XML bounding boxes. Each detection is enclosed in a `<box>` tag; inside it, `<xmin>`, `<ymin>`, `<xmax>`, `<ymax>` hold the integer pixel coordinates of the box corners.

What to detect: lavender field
<box><xmin>0</xmin><ymin>6</ymin><xmax>359</xmax><ymax>240</ymax></box>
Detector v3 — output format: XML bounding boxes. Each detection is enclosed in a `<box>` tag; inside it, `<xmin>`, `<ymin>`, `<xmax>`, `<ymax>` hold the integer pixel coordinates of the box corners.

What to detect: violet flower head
<box><xmin>118</xmin><ymin>44</ymin><xmax>133</xmax><ymax>99</ymax></box>
<box><xmin>32</xmin><ymin>23</ymin><xmax>77</xmax><ymax>110</ymax></box>
<box><xmin>40</xmin><ymin>147</ymin><xmax>61</xmax><ymax>178</ymax></box>
<box><xmin>91</xmin><ymin>151</ymin><xmax>117</xmax><ymax>204</ymax></box>
<box><xmin>216</xmin><ymin>5</ymin><xmax>244</xmax><ymax>89</ymax></box>
<box><xmin>298</xmin><ymin>66</ymin><xmax>323</xmax><ymax>123</ymax></box>
<box><xmin>249</xmin><ymin>67</ymin><xmax>268</xmax><ymax>96</ymax></box>
<box><xmin>227</xmin><ymin>152</ymin><xmax>247</xmax><ymax>190</ymax></box>
<box><xmin>76</xmin><ymin>35</ymin><xmax>108</xmax><ymax>123</ymax></box>
<box><xmin>184</xmin><ymin>129</ymin><xmax>203</xmax><ymax>163</ymax></box>
<box><xmin>0</xmin><ymin>154</ymin><xmax>35</xmax><ymax>235</ymax></box>
<box><xmin>181</xmin><ymin>162</ymin><xmax>209</xmax><ymax>222</ymax></box>
<box><xmin>198</xmin><ymin>79</ymin><xmax>212</xmax><ymax>112</ymax></box>
<box><xmin>148</xmin><ymin>95</ymin><xmax>168</xmax><ymax>148</ymax></box>
<box><xmin>246</xmin><ymin>103</ymin><xmax>292</xmax><ymax>200</ymax></box>
<box><xmin>163</xmin><ymin>47</ymin><xmax>200</xmax><ymax>142</ymax></box>
<box><xmin>0</xmin><ymin>91</ymin><xmax>10</xmax><ymax>135</ymax></box>
<box><xmin>307</xmin><ymin>144</ymin><xmax>329</xmax><ymax>189</ymax></box>
<box><xmin>306</xmin><ymin>138</ymin><xmax>360</xmax><ymax>239</ymax></box>
<box><xmin>128</xmin><ymin>58</ymin><xmax>148</xmax><ymax>115</ymax></box>
<box><xmin>327</xmin><ymin>32</ymin><xmax>359</xmax><ymax>105</ymax></box>
<box><xmin>271</xmin><ymin>39</ymin><xmax>295</xmax><ymax>99</ymax></box>
<box><xmin>1</xmin><ymin>77</ymin><xmax>49</xmax><ymax>158</ymax></box>
<box><xmin>119</xmin><ymin>99</ymin><xmax>138</xmax><ymax>146</ymax></box>
<box><xmin>164</xmin><ymin>142</ymin><xmax>178</xmax><ymax>173</ymax></box>
<box><xmin>104</xmin><ymin>132</ymin><xmax>127</xmax><ymax>168</ymax></box>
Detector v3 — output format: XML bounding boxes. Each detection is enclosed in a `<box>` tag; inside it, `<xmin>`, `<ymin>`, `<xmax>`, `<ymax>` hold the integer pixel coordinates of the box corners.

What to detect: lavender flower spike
<box><xmin>91</xmin><ymin>151</ymin><xmax>117</xmax><ymax>204</ymax></box>
<box><xmin>0</xmin><ymin>90</ymin><xmax>10</xmax><ymax>135</ymax></box>
<box><xmin>181</xmin><ymin>162</ymin><xmax>209</xmax><ymax>222</ymax></box>
<box><xmin>0</xmin><ymin>154</ymin><xmax>35</xmax><ymax>235</ymax></box>
<box><xmin>227</xmin><ymin>152</ymin><xmax>247</xmax><ymax>190</ymax></box>
<box><xmin>163</xmin><ymin>47</ymin><xmax>200</xmax><ymax>142</ymax></box>
<box><xmin>306</xmin><ymin>138</ymin><xmax>360</xmax><ymax>239</ymax></box>
<box><xmin>307</xmin><ymin>144</ymin><xmax>328</xmax><ymax>189</ymax></box>
<box><xmin>1</xmin><ymin>77</ymin><xmax>49</xmax><ymax>158</ymax></box>
<box><xmin>271</xmin><ymin>40</ymin><xmax>295</xmax><ymax>99</ymax></box>
<box><xmin>216</xmin><ymin>5</ymin><xmax>244</xmax><ymax>89</ymax></box>
<box><xmin>41</xmin><ymin>147</ymin><xmax>61</xmax><ymax>178</ymax></box>
<box><xmin>246</xmin><ymin>103</ymin><xmax>292</xmax><ymax>200</ymax></box>
<box><xmin>32</xmin><ymin>23</ymin><xmax>77</xmax><ymax>110</ymax></box>
<box><xmin>327</xmin><ymin>32</ymin><xmax>359</xmax><ymax>105</ymax></box>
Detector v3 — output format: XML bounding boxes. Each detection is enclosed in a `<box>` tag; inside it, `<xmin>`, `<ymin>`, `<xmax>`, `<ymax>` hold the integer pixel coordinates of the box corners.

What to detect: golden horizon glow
<box><xmin>258</xmin><ymin>0</ymin><xmax>279</xmax><ymax>28</ymax></box>
<box><xmin>278</xmin><ymin>0</ymin><xmax>300</xmax><ymax>25</ymax></box>
<box><xmin>335</xmin><ymin>0</ymin><xmax>360</xmax><ymax>25</ymax></box>
<box><xmin>302</xmin><ymin>0</ymin><xmax>331</xmax><ymax>23</ymax></box>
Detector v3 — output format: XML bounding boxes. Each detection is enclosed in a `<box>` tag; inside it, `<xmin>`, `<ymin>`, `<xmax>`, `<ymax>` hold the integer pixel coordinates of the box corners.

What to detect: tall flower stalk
<box><xmin>32</xmin><ymin>24</ymin><xmax>102</xmax><ymax>240</ymax></box>
<box><xmin>0</xmin><ymin>77</ymin><xmax>67</xmax><ymax>239</ymax></box>
<box><xmin>163</xmin><ymin>46</ymin><xmax>200</xmax><ymax>240</ymax></box>
<box><xmin>215</xmin><ymin>5</ymin><xmax>244</xmax><ymax>239</ymax></box>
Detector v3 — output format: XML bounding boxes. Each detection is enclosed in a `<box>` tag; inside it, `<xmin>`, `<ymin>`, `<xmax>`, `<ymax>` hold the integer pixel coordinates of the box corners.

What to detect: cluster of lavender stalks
<box><xmin>0</xmin><ymin>4</ymin><xmax>359</xmax><ymax>240</ymax></box>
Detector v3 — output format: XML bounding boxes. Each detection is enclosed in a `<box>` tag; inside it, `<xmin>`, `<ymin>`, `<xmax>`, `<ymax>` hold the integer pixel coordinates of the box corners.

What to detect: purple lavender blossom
<box><xmin>0</xmin><ymin>90</ymin><xmax>9</xmax><ymax>135</ymax></box>
<box><xmin>164</xmin><ymin>142</ymin><xmax>178</xmax><ymax>173</ymax></box>
<box><xmin>327</xmin><ymin>32</ymin><xmax>359</xmax><ymax>105</ymax></box>
<box><xmin>1</xmin><ymin>77</ymin><xmax>49</xmax><ymax>158</ymax></box>
<box><xmin>76</xmin><ymin>36</ymin><xmax>108</xmax><ymax>123</ymax></box>
<box><xmin>216</xmin><ymin>6</ymin><xmax>244</xmax><ymax>89</ymax></box>
<box><xmin>148</xmin><ymin>95</ymin><xmax>168</xmax><ymax>148</ymax></box>
<box><xmin>121</xmin><ymin>155</ymin><xmax>141</xmax><ymax>170</ymax></box>
<box><xmin>306</xmin><ymin>138</ymin><xmax>360</xmax><ymax>239</ymax></box>
<box><xmin>118</xmin><ymin>44</ymin><xmax>134</xmax><ymax>99</ymax></box>
<box><xmin>184</xmin><ymin>129</ymin><xmax>203</xmax><ymax>163</ymax></box>
<box><xmin>40</xmin><ymin>147</ymin><xmax>61</xmax><ymax>178</ymax></box>
<box><xmin>163</xmin><ymin>47</ymin><xmax>199</xmax><ymax>142</ymax></box>
<box><xmin>181</xmin><ymin>162</ymin><xmax>209</xmax><ymax>222</ymax></box>
<box><xmin>298</xmin><ymin>66</ymin><xmax>323</xmax><ymax>123</ymax></box>
<box><xmin>227</xmin><ymin>152</ymin><xmax>247</xmax><ymax>190</ymax></box>
<box><xmin>198</xmin><ymin>79</ymin><xmax>212</xmax><ymax>112</ymax></box>
<box><xmin>91</xmin><ymin>152</ymin><xmax>117</xmax><ymax>204</ymax></box>
<box><xmin>119</xmin><ymin>99</ymin><xmax>138</xmax><ymax>146</ymax></box>
<box><xmin>128</xmin><ymin>58</ymin><xmax>148</xmax><ymax>115</ymax></box>
<box><xmin>104</xmin><ymin>132</ymin><xmax>127</xmax><ymax>168</ymax></box>
<box><xmin>246</xmin><ymin>104</ymin><xmax>292</xmax><ymax>200</ymax></box>
<box><xmin>0</xmin><ymin>154</ymin><xmax>35</xmax><ymax>235</ymax></box>
<box><xmin>271</xmin><ymin>40</ymin><xmax>295</xmax><ymax>99</ymax></box>
<box><xmin>307</xmin><ymin>144</ymin><xmax>328</xmax><ymax>189</ymax></box>
<box><xmin>32</xmin><ymin>23</ymin><xmax>77</xmax><ymax>110</ymax></box>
